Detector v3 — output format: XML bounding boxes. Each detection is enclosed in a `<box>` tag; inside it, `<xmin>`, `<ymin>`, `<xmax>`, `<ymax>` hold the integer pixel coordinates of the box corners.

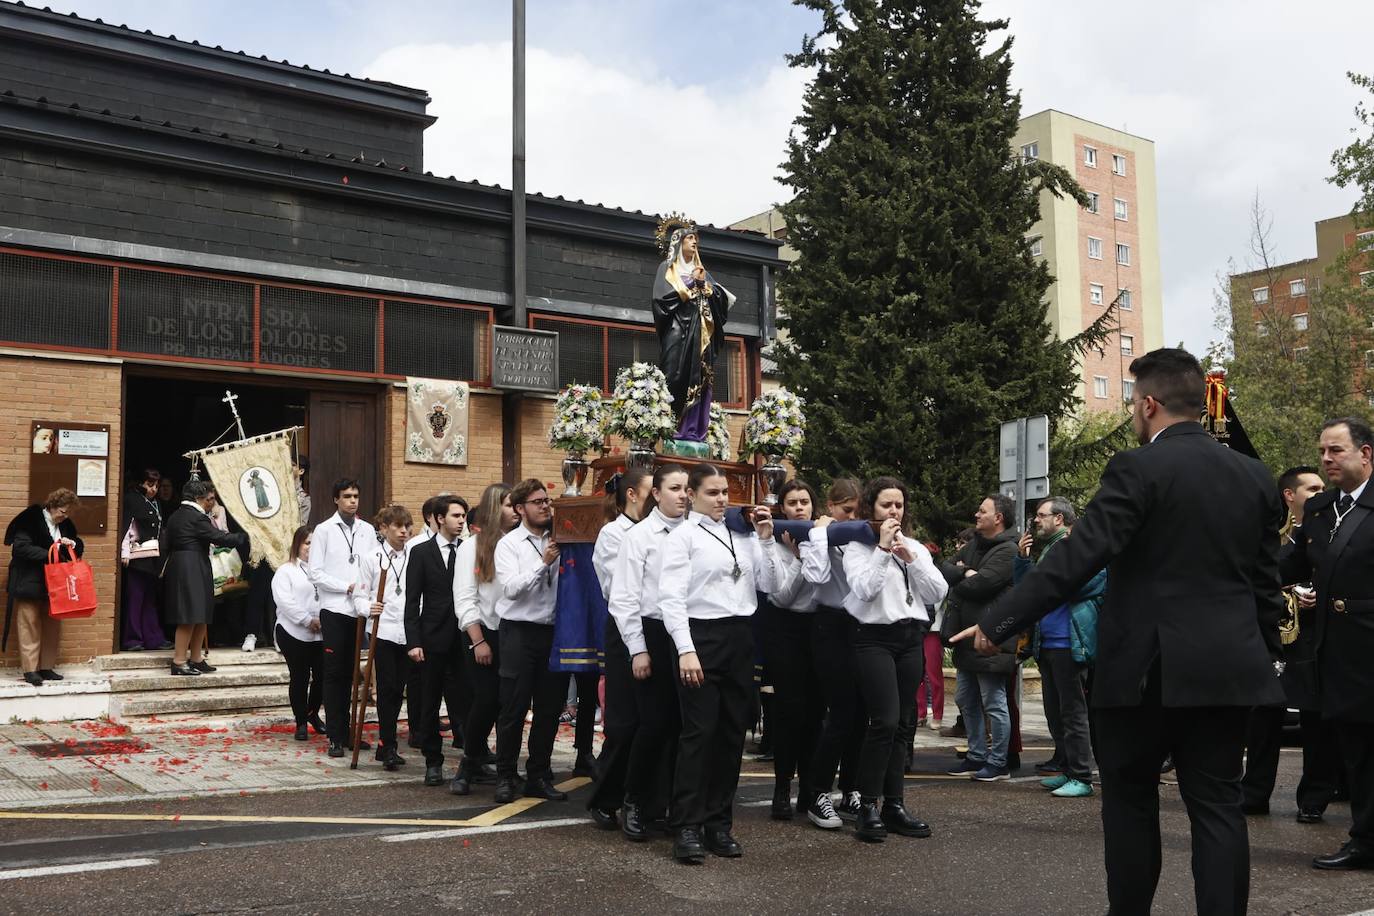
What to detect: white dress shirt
<box><xmin>272</xmin><ymin>561</ymin><xmax>322</xmax><ymax>643</ymax></box>
<box><xmin>801</xmin><ymin>526</ymin><xmax>852</xmax><ymax>610</ymax></box>
<box><xmin>41</xmin><ymin>509</ymin><xmax>61</xmax><ymax>543</ymax></box>
<box><xmin>608</xmin><ymin>508</ymin><xmax>688</xmax><ymax>656</ymax></box>
<box><xmin>455</xmin><ymin>535</ymin><xmax>502</xmax><ymax>632</ymax></box>
<box><xmin>357</xmin><ymin>541</ymin><xmax>409</xmax><ymax>645</ymax></box>
<box><xmin>308</xmin><ymin>511</ymin><xmax>375</xmax><ymax>615</ymax></box>
<box><xmin>494</xmin><ymin>524</ymin><xmax>559</xmax><ymax>625</ymax></box>
<box><xmin>659</xmin><ymin>514</ymin><xmax>779</xmax><ymax>656</ymax></box>
<box><xmin>769</xmin><ymin>540</ymin><xmax>820</xmax><ymax>612</ymax></box>
<box><xmin>406</xmin><ymin>527</ymin><xmax>435</xmax><ymax>550</ymax></box>
<box><xmin>593</xmin><ymin>513</ymin><xmax>636</xmax><ymax>602</ymax></box>
<box><xmin>842</xmin><ymin>536</ymin><xmax>948</xmax><ymax>625</ymax></box>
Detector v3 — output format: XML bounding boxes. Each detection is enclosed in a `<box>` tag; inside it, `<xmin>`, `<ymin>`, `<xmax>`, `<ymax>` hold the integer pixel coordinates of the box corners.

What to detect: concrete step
<box><xmin>118</xmin><ymin>707</ymin><xmax>299</xmax><ymax>733</ymax></box>
<box><xmin>110</xmin><ymin>684</ymin><xmax>293</xmax><ymax>720</ymax></box>
<box><xmin>107</xmin><ymin>665</ymin><xmax>290</xmax><ymax>693</ymax></box>
<box><xmin>93</xmin><ymin>648</ymin><xmax>284</xmax><ymax>672</ymax></box>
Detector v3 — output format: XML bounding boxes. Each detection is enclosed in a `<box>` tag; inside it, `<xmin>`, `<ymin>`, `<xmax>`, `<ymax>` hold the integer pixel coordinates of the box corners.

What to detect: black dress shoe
<box><xmin>573</xmin><ymin>751</ymin><xmax>598</xmax><ymax>778</ymax></box>
<box><xmin>189</xmin><ymin>660</ymin><xmax>217</xmax><ymax>673</ymax></box>
<box><xmin>621</xmin><ymin>801</ymin><xmax>649</xmax><ymax>841</ymax></box>
<box><xmin>37</xmin><ymin>669</ymin><xmax>63</xmax><ymax>681</ymax></box>
<box><xmin>449</xmin><ymin>771</ymin><xmax>471</xmax><ymax>795</ymax></box>
<box><xmin>375</xmin><ymin>747</ymin><xmax>406</xmax><ymax>766</ymax></box>
<box><xmin>771</xmin><ymin>785</ymin><xmax>794</xmax><ymax>821</ymax></box>
<box><xmin>588</xmin><ymin>806</ymin><xmax>617</xmax><ymax>830</ymax></box>
<box><xmin>308</xmin><ymin>714</ymin><xmax>327</xmax><ymax>736</ymax></box>
<box><xmin>423</xmin><ymin>764</ymin><xmax>445</xmax><ymax>787</ymax></box>
<box><xmin>524</xmin><ymin>776</ymin><xmax>568</xmax><ymax>801</ymax></box>
<box><xmin>880</xmin><ymin>801</ymin><xmax>932</xmax><ymax>838</ymax></box>
<box><xmin>855</xmin><ymin>802</ymin><xmax>887</xmax><ymax>843</ymax></box>
<box><xmin>1313</xmin><ymin>842</ymin><xmax>1374</xmax><ymax>870</ymax></box>
<box><xmin>294</xmin><ymin>724</ymin><xmax>309</xmax><ymax>741</ymax></box>
<box><xmin>469</xmin><ymin>761</ymin><xmax>498</xmax><ymax>784</ymax></box>
<box><xmin>1241</xmin><ymin>801</ymin><xmax>1270</xmax><ymax>816</ymax></box>
<box><xmin>493</xmin><ymin>777</ymin><xmax>519</xmax><ymax>804</ymax></box>
<box><xmin>673</xmin><ymin>827</ymin><xmax>706</xmax><ymax>864</ymax></box>
<box><xmin>22</xmin><ymin>671</ymin><xmax>43</xmax><ymax>687</ymax></box>
<box><xmin>169</xmin><ymin>663</ymin><xmax>200</xmax><ymax>676</ymax></box>
<box><xmin>328</xmin><ymin>743</ymin><xmax>345</xmax><ymax>758</ymax></box>
<box><xmin>704</xmin><ymin>827</ymin><xmax>743</xmax><ymax>858</ymax></box>
<box><xmin>1296</xmin><ymin>809</ymin><xmax>1324</xmax><ymax>824</ymax></box>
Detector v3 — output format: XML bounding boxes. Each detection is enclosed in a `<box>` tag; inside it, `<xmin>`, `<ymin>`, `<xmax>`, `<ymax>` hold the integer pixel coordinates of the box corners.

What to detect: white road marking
<box><xmin>382</xmin><ymin>816</ymin><xmax>590</xmax><ymax>843</ymax></box>
<box><xmin>0</xmin><ymin>858</ymin><xmax>158</xmax><ymax>880</ymax></box>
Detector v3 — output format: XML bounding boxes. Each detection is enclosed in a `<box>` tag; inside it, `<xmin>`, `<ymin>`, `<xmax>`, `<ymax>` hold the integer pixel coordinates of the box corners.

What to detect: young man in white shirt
<box><xmin>359</xmin><ymin>504</ymin><xmax>414</xmax><ymax>771</ymax></box>
<box><xmin>308</xmin><ymin>478</ymin><xmax>376</xmax><ymax>758</ymax></box>
<box><xmin>492</xmin><ymin>478</ymin><xmax>567</xmax><ymax>804</ymax></box>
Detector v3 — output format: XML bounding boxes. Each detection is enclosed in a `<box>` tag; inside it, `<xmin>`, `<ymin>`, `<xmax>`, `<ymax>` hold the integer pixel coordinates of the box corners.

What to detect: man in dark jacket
<box><xmin>940</xmin><ymin>493</ymin><xmax>1020</xmax><ymax>781</ymax></box>
<box><xmin>5</xmin><ymin>489</ymin><xmax>84</xmax><ymax>686</ymax></box>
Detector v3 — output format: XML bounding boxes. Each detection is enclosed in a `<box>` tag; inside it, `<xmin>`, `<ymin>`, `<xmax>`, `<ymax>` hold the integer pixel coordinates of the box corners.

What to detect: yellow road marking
<box><xmin>461</xmin><ymin>776</ymin><xmax>590</xmax><ymax>827</ymax></box>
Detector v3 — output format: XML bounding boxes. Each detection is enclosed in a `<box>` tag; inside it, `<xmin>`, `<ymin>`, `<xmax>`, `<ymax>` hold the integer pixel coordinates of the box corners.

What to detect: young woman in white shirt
<box><xmin>452</xmin><ymin>483</ymin><xmax>516</xmax><ymax>795</ymax></box>
<box><xmin>360</xmin><ymin>505</ymin><xmax>414</xmax><ymax>771</ymax></box>
<box><xmin>659</xmin><ymin>464</ymin><xmax>778</xmax><ymax>864</ymax></box>
<box><xmin>586</xmin><ymin>467</ymin><xmax>653</xmax><ymax>827</ymax></box>
<box><xmin>271</xmin><ymin>526</ymin><xmax>326</xmax><ymax>742</ymax></box>
<box><xmin>842</xmin><ymin>476</ymin><xmax>949</xmax><ymax>842</ymax></box>
<box><xmin>607</xmin><ymin>463</ymin><xmax>690</xmax><ymax>842</ymax></box>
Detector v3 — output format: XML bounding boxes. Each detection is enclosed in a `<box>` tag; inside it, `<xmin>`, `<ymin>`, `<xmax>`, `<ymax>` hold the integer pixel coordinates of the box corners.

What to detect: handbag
<box><xmin>210</xmin><ymin>545</ymin><xmax>247</xmax><ymax>597</ymax></box>
<box><xmin>45</xmin><ymin>543</ymin><xmax>98</xmax><ymax>619</ymax></box>
<box><xmin>120</xmin><ymin>520</ymin><xmax>160</xmax><ymax>561</ymax></box>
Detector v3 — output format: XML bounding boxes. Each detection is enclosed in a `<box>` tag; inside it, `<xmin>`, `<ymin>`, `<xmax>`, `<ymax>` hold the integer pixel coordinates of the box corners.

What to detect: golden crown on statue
<box><xmin>655</xmin><ymin>212</ymin><xmax>697</xmax><ymax>257</ymax></box>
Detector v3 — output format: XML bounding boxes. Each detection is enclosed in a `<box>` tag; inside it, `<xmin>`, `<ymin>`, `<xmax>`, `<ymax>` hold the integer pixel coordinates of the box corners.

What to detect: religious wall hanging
<box><xmin>405</xmin><ymin>377</ymin><xmax>471</xmax><ymax>466</ymax></box>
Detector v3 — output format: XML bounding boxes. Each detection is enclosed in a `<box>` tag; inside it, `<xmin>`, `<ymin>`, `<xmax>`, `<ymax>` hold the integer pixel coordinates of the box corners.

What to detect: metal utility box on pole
<box><xmin>999</xmin><ymin>415</ymin><xmax>1049</xmax><ymax>533</ymax></box>
<box><xmin>503</xmin><ymin>0</ymin><xmax>527</xmax><ymax>484</ymax></box>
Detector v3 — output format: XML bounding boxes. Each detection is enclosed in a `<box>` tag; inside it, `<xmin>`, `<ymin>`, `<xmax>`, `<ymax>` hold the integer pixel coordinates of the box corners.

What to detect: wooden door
<box><xmin>307</xmin><ymin>389</ymin><xmax>382</xmax><ymax>526</ymax></box>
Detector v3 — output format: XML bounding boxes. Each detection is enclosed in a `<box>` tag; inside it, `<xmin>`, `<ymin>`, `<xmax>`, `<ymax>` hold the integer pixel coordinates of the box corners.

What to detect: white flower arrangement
<box><xmin>606</xmin><ymin>362</ymin><xmax>677</xmax><ymax>444</ymax></box>
<box><xmin>548</xmin><ymin>384</ymin><xmax>606</xmax><ymax>454</ymax></box>
<box><xmin>739</xmin><ymin>388</ymin><xmax>806</xmax><ymax>461</ymax></box>
<box><xmin>707</xmin><ymin>404</ymin><xmax>732</xmax><ymax>462</ymax></box>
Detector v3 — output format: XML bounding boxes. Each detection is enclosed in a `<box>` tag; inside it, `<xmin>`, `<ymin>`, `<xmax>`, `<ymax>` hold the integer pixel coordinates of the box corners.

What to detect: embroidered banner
<box><xmin>405</xmin><ymin>378</ymin><xmax>470</xmax><ymax>466</ymax></box>
<box><xmin>197</xmin><ymin>428</ymin><xmax>300</xmax><ymax>568</ymax></box>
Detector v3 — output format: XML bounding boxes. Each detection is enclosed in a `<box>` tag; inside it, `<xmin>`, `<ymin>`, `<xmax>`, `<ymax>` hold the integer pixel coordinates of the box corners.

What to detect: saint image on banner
<box><xmin>239</xmin><ymin>466</ymin><xmax>281</xmax><ymax>518</ymax></box>
<box><xmin>652</xmin><ymin>214</ymin><xmax>736</xmax><ymax>442</ymax></box>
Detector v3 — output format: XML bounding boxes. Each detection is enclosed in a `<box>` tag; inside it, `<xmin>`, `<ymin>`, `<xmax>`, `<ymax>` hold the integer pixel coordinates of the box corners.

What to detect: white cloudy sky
<box><xmin>43</xmin><ymin>1</ymin><xmax>1374</xmax><ymax>352</ymax></box>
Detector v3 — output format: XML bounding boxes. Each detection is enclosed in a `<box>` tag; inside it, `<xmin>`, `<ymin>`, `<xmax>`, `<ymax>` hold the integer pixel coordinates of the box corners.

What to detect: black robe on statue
<box><xmin>652</xmin><ymin>258</ymin><xmax>732</xmax><ymax>426</ymax></box>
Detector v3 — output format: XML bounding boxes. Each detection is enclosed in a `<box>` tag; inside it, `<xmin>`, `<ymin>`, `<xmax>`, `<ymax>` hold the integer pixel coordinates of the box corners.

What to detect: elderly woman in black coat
<box><xmin>4</xmin><ymin>488</ymin><xmax>83</xmax><ymax>687</ymax></box>
<box><xmin>164</xmin><ymin>479</ymin><xmax>248</xmax><ymax>676</ymax></box>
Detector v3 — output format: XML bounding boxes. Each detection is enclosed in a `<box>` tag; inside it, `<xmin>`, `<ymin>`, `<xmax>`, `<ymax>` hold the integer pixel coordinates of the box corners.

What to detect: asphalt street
<box><xmin>0</xmin><ymin>747</ymin><xmax>1368</xmax><ymax>916</ymax></box>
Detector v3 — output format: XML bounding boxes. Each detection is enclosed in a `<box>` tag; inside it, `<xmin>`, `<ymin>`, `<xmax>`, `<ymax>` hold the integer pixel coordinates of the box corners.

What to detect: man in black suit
<box><xmin>1281</xmin><ymin>417</ymin><xmax>1374</xmax><ymax>870</ymax></box>
<box><xmin>404</xmin><ymin>495</ymin><xmax>466</xmax><ymax>789</ymax></box>
<box><xmin>955</xmin><ymin>348</ymin><xmax>1285</xmax><ymax>916</ymax></box>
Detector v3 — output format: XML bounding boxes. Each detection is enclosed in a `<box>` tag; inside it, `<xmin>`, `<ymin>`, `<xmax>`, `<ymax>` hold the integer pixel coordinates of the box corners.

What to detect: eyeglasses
<box><xmin>523</xmin><ymin>497</ymin><xmax>552</xmax><ymax>507</ymax></box>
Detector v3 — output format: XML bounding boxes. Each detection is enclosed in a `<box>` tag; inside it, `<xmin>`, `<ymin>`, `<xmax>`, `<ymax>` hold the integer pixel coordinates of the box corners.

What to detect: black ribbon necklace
<box><xmin>338</xmin><ymin>517</ymin><xmax>359</xmax><ymax>564</ymax></box>
<box><xmin>699</xmin><ymin>520</ymin><xmax>743</xmax><ymax>582</ymax></box>
<box><xmin>383</xmin><ymin>546</ymin><xmax>407</xmax><ymax>596</ymax></box>
<box><xmin>527</xmin><ymin>533</ymin><xmax>552</xmax><ymax>587</ymax></box>
<box><xmin>891</xmin><ymin>537</ymin><xmax>915</xmax><ymax>606</ymax></box>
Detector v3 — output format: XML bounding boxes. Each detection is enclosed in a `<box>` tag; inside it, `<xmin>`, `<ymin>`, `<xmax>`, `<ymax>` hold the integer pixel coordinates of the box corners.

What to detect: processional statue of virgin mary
<box><xmin>652</xmin><ymin>214</ymin><xmax>736</xmax><ymax>443</ymax></box>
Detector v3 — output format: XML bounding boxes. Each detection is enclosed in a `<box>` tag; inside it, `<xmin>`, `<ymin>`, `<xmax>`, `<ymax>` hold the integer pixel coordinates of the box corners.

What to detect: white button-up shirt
<box><xmin>842</xmin><ymin>536</ymin><xmax>948</xmax><ymax>625</ymax></box>
<box><xmin>272</xmin><ymin>561</ymin><xmax>321</xmax><ymax>643</ymax></box>
<box><xmin>455</xmin><ymin>535</ymin><xmax>502</xmax><ymax>632</ymax></box>
<box><xmin>659</xmin><ymin>514</ymin><xmax>779</xmax><ymax>656</ymax></box>
<box><xmin>769</xmin><ymin>539</ymin><xmax>820</xmax><ymax>612</ymax></box>
<box><xmin>608</xmin><ymin>508</ymin><xmax>687</xmax><ymax>656</ymax></box>
<box><xmin>357</xmin><ymin>541</ymin><xmax>409</xmax><ymax>645</ymax></box>
<box><xmin>593</xmin><ymin>513</ymin><xmax>636</xmax><ymax>603</ymax></box>
<box><xmin>308</xmin><ymin>511</ymin><xmax>375</xmax><ymax>615</ymax></box>
<box><xmin>801</xmin><ymin>525</ymin><xmax>852</xmax><ymax>610</ymax></box>
<box><xmin>494</xmin><ymin>524</ymin><xmax>559</xmax><ymax>625</ymax></box>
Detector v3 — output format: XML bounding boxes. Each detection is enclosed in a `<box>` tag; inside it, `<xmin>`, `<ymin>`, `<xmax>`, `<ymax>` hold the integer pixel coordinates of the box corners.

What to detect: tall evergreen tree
<box><xmin>777</xmin><ymin>0</ymin><xmax>1104</xmax><ymax>538</ymax></box>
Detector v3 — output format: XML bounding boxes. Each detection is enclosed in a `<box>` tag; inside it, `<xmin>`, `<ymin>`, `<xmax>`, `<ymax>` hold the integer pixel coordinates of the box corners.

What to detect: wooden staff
<box><xmin>349</xmin><ymin>567</ymin><xmax>386</xmax><ymax>769</ymax></box>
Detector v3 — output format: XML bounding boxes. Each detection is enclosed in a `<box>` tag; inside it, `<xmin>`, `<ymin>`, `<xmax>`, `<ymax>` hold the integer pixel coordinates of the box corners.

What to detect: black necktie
<box><xmin>1338</xmin><ymin>493</ymin><xmax>1354</xmax><ymax>515</ymax></box>
<box><xmin>446</xmin><ymin>542</ymin><xmax>456</xmax><ymax>578</ymax></box>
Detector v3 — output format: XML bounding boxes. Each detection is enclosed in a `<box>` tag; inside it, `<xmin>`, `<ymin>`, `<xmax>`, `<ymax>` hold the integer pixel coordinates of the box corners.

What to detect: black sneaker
<box><xmin>836</xmin><ymin>790</ymin><xmax>862</xmax><ymax>822</ymax></box>
<box><xmin>806</xmin><ymin>793</ymin><xmax>843</xmax><ymax>830</ymax></box>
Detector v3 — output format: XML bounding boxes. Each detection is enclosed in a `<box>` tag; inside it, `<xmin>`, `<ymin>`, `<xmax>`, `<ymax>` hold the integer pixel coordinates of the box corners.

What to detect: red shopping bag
<box><xmin>44</xmin><ymin>543</ymin><xmax>97</xmax><ymax>619</ymax></box>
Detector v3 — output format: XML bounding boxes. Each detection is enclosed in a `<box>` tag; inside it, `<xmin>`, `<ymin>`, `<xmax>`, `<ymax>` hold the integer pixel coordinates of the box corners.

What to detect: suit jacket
<box><xmin>1279</xmin><ymin>483</ymin><xmax>1374</xmax><ymax>722</ymax></box>
<box><xmin>404</xmin><ymin>536</ymin><xmax>459</xmax><ymax>653</ymax></box>
<box><xmin>978</xmin><ymin>422</ymin><xmax>1285</xmax><ymax>709</ymax></box>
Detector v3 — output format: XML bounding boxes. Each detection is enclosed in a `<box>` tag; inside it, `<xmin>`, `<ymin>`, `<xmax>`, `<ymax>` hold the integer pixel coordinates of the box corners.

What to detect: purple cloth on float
<box><xmin>549</xmin><ymin>543</ymin><xmax>606</xmax><ymax>673</ymax></box>
<box><xmin>675</xmin><ymin>383</ymin><xmax>712</xmax><ymax>442</ymax></box>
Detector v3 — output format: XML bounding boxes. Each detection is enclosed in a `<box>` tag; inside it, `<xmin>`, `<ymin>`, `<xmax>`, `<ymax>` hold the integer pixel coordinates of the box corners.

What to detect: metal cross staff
<box><xmin>222</xmin><ymin>389</ymin><xmax>246</xmax><ymax>441</ymax></box>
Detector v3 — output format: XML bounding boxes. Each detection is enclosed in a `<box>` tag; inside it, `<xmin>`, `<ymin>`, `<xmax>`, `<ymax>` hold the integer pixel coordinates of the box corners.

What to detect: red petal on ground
<box><xmin>37</xmin><ymin>782</ymin><xmax>48</xmax><ymax>790</ymax></box>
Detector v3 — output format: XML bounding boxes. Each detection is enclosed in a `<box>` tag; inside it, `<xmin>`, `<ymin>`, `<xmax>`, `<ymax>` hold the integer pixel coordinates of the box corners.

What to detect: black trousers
<box><xmin>761</xmin><ymin>603</ymin><xmax>825</xmax><ymax>801</ymax></box>
<box><xmin>495</xmin><ymin>620</ymin><xmax>569</xmax><ymax>781</ymax></box>
<box><xmin>1241</xmin><ymin>706</ymin><xmax>1341</xmax><ymax>812</ymax></box>
<box><xmin>405</xmin><ymin>664</ymin><xmax>424</xmax><ymax>743</ymax></box>
<box><xmin>851</xmin><ymin>619</ymin><xmax>924</xmax><ymax>802</ymax></box>
<box><xmin>443</xmin><ymin>644</ymin><xmax>472</xmax><ymax>749</ymax></box>
<box><xmin>671</xmin><ymin>616</ymin><xmax>754</xmax><ymax>831</ymax></box>
<box><xmin>1335</xmin><ymin>720</ymin><xmax>1374</xmax><ymax>846</ymax></box>
<box><xmin>1039</xmin><ymin>648</ymin><xmax>1095</xmax><ymax>782</ymax></box>
<box><xmin>463</xmin><ymin>624</ymin><xmax>500</xmax><ymax>766</ymax></box>
<box><xmin>589</xmin><ymin>620</ymin><xmax>636</xmax><ymax>811</ymax></box>
<box><xmin>574</xmin><ymin>671</ymin><xmax>600</xmax><ymax>752</ymax></box>
<box><xmin>275</xmin><ymin>624</ymin><xmax>322</xmax><ymax>725</ymax></box>
<box><xmin>242</xmin><ymin>562</ymin><xmax>277</xmax><ymax>640</ymax></box>
<box><xmin>320</xmin><ymin>609</ymin><xmax>360</xmax><ymax>747</ymax></box>
<box><xmin>418</xmin><ymin>641</ymin><xmax>463</xmax><ymax>768</ymax></box>
<box><xmin>627</xmin><ymin>617</ymin><xmax>680</xmax><ymax>817</ymax></box>
<box><xmin>1093</xmin><ymin>676</ymin><xmax>1251</xmax><ymax>916</ymax></box>
<box><xmin>811</xmin><ymin>607</ymin><xmax>865</xmax><ymax>796</ymax></box>
<box><xmin>371</xmin><ymin>638</ymin><xmax>412</xmax><ymax>752</ymax></box>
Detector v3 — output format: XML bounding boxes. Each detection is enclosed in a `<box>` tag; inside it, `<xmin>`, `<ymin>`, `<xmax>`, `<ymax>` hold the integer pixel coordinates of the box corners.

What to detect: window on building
<box><xmin>1088</xmin><ymin>237</ymin><xmax>1103</xmax><ymax>260</ymax></box>
<box><xmin>1294</xmin><ymin>346</ymin><xmax>1309</xmax><ymax>361</ymax></box>
<box><xmin>1086</xmin><ymin>192</ymin><xmax>1100</xmax><ymax>214</ymax></box>
<box><xmin>1121</xmin><ymin>334</ymin><xmax>1134</xmax><ymax>356</ymax></box>
<box><xmin>1112</xmin><ymin>154</ymin><xmax>1127</xmax><ymax>176</ymax></box>
<box><xmin>1116</xmin><ymin>243</ymin><xmax>1131</xmax><ymax>265</ymax></box>
<box><xmin>1366</xmin><ymin>349</ymin><xmax>1374</xmax><ymax>370</ymax></box>
<box><xmin>1293</xmin><ymin>312</ymin><xmax>1308</xmax><ymax>331</ymax></box>
<box><xmin>1028</xmin><ymin>236</ymin><xmax>1043</xmax><ymax>257</ymax></box>
<box><xmin>1093</xmin><ymin>375</ymin><xmax>1108</xmax><ymax>399</ymax></box>
<box><xmin>1368</xmin><ymin>391</ymin><xmax>1374</xmax><ymax>409</ymax></box>
<box><xmin>1089</xmin><ymin>283</ymin><xmax>1104</xmax><ymax>305</ymax></box>
<box><xmin>1290</xmin><ymin>278</ymin><xmax>1306</xmax><ymax>297</ymax></box>
<box><xmin>1084</xmin><ymin>145</ymin><xmax>1098</xmax><ymax>167</ymax></box>
<box><xmin>1020</xmin><ymin>142</ymin><xmax>1039</xmax><ymax>161</ymax></box>
<box><xmin>1118</xmin><ymin>288</ymin><xmax>1133</xmax><ymax>310</ymax></box>
<box><xmin>1362</xmin><ymin>271</ymin><xmax>1374</xmax><ymax>289</ymax></box>
<box><xmin>1256</xmin><ymin>322</ymin><xmax>1268</xmax><ymax>337</ymax></box>
<box><xmin>1252</xmin><ymin>286</ymin><xmax>1269</xmax><ymax>303</ymax></box>
<box><xmin>1122</xmin><ymin>378</ymin><xmax>1135</xmax><ymax>400</ymax></box>
<box><xmin>1357</xmin><ymin>230</ymin><xmax>1374</xmax><ymax>248</ymax></box>
<box><xmin>1114</xmin><ymin>198</ymin><xmax>1128</xmax><ymax>221</ymax></box>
